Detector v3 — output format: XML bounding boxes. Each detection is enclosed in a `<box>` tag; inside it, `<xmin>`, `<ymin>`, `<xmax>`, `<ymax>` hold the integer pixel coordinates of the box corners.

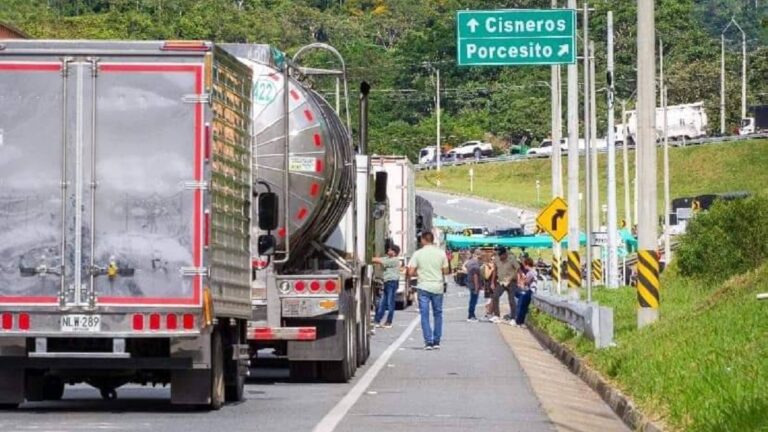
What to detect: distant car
<box><xmin>462</xmin><ymin>226</ymin><xmax>489</xmax><ymax>237</ymax></box>
<box><xmin>449</xmin><ymin>140</ymin><xmax>494</xmax><ymax>160</ymax></box>
<box><xmin>492</xmin><ymin>227</ymin><xmax>524</xmax><ymax>237</ymax></box>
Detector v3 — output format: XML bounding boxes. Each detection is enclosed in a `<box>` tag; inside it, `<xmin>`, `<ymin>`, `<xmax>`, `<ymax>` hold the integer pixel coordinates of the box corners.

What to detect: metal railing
<box><xmin>532</xmin><ymin>290</ymin><xmax>614</xmax><ymax>349</ymax></box>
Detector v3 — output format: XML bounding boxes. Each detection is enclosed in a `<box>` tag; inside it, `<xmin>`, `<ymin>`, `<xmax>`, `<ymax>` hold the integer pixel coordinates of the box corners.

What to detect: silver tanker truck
<box><xmin>234</xmin><ymin>44</ymin><xmax>385</xmax><ymax>382</ymax></box>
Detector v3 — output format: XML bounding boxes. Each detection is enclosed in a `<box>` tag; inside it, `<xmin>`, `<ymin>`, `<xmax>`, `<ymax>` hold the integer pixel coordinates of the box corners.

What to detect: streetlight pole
<box><xmin>720</xmin><ymin>18</ymin><xmax>747</xmax><ymax>134</ymax></box>
<box><xmin>551</xmin><ymin>0</ymin><xmax>563</xmax><ymax>294</ymax></box>
<box><xmin>566</xmin><ymin>0</ymin><xmax>581</xmax><ymax>300</ymax></box>
<box><xmin>589</xmin><ymin>40</ymin><xmax>600</xmax><ymax>286</ymax></box>
<box><xmin>636</xmin><ymin>0</ymin><xmax>659</xmax><ymax>327</ymax></box>
<box><xmin>583</xmin><ymin>2</ymin><xmax>593</xmax><ymax>301</ymax></box>
<box><xmin>436</xmin><ymin>68</ymin><xmax>441</xmax><ymax>172</ymax></box>
<box><xmin>663</xmin><ymin>85</ymin><xmax>671</xmax><ymax>263</ymax></box>
<box><xmin>721</xmin><ymin>30</ymin><xmax>726</xmax><ymax>135</ymax></box>
<box><xmin>621</xmin><ymin>100</ymin><xmax>631</xmax><ymax>230</ymax></box>
<box><xmin>606</xmin><ymin>11</ymin><xmax>619</xmax><ymax>288</ymax></box>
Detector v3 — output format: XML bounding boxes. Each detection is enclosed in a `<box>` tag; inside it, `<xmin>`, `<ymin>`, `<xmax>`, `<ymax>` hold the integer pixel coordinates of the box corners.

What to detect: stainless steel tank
<box><xmin>239</xmin><ymin>56</ymin><xmax>354</xmax><ymax>267</ymax></box>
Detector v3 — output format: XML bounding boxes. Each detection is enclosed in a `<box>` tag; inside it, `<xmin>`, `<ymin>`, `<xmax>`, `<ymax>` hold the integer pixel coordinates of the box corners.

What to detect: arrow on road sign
<box><xmin>536</xmin><ymin>197</ymin><xmax>569</xmax><ymax>242</ymax></box>
<box><xmin>467</xmin><ymin>18</ymin><xmax>480</xmax><ymax>33</ymax></box>
<box><xmin>558</xmin><ymin>44</ymin><xmax>570</xmax><ymax>57</ymax></box>
<box><xmin>551</xmin><ymin>209</ymin><xmax>566</xmax><ymax>231</ymax></box>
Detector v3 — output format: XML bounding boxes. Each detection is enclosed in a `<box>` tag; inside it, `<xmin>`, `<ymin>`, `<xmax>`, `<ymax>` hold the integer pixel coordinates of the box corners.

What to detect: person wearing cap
<box><xmin>488</xmin><ymin>247</ymin><xmax>519</xmax><ymax>323</ymax></box>
<box><xmin>373</xmin><ymin>244</ymin><xmax>401</xmax><ymax>328</ymax></box>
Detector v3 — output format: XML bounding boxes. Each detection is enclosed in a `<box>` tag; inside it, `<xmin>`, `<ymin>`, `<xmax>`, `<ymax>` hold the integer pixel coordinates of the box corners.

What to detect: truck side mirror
<box><xmin>258</xmin><ymin>234</ymin><xmax>276</xmax><ymax>256</ymax></box>
<box><xmin>416</xmin><ymin>215</ymin><xmax>424</xmax><ymax>229</ymax></box>
<box><xmin>374</xmin><ymin>172</ymin><xmax>388</xmax><ymax>203</ymax></box>
<box><xmin>258</xmin><ymin>192</ymin><xmax>279</xmax><ymax>231</ymax></box>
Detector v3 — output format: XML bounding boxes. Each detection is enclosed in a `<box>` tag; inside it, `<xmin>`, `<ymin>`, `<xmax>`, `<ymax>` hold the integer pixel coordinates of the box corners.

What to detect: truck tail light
<box><xmin>294</xmin><ymin>281</ymin><xmax>306</xmax><ymax>293</ymax></box>
<box><xmin>132</xmin><ymin>314</ymin><xmax>144</xmax><ymax>331</ymax></box>
<box><xmin>18</xmin><ymin>313</ymin><xmax>30</xmax><ymax>331</ymax></box>
<box><xmin>324</xmin><ymin>280</ymin><xmax>338</xmax><ymax>293</ymax></box>
<box><xmin>166</xmin><ymin>314</ymin><xmax>178</xmax><ymax>330</ymax></box>
<box><xmin>183</xmin><ymin>314</ymin><xmax>195</xmax><ymax>330</ymax></box>
<box><xmin>2</xmin><ymin>313</ymin><xmax>12</xmax><ymax>330</ymax></box>
<box><xmin>309</xmin><ymin>281</ymin><xmax>321</xmax><ymax>293</ymax></box>
<box><xmin>149</xmin><ymin>313</ymin><xmax>161</xmax><ymax>330</ymax></box>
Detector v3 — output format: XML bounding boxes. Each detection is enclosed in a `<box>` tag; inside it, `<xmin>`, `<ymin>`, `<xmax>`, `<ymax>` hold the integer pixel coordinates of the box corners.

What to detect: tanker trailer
<box><xmin>225</xmin><ymin>44</ymin><xmax>380</xmax><ymax>382</ymax></box>
<box><xmin>0</xmin><ymin>40</ymin><xmax>253</xmax><ymax>409</ymax></box>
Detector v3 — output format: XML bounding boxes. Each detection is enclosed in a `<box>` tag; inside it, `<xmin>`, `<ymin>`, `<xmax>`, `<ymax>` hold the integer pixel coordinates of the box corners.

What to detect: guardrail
<box><xmin>532</xmin><ymin>291</ymin><xmax>614</xmax><ymax>349</ymax></box>
<box><xmin>415</xmin><ymin>132</ymin><xmax>768</xmax><ymax>171</ymax></box>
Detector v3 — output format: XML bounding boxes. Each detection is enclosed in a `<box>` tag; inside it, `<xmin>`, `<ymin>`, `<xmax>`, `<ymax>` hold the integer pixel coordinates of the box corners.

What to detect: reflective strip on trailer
<box><xmin>249</xmin><ymin>327</ymin><xmax>317</xmax><ymax>341</ymax></box>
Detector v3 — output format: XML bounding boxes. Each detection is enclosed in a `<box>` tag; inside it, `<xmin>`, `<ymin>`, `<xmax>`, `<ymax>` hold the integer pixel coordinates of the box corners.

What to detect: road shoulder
<box><xmin>497</xmin><ymin>324</ymin><xmax>629</xmax><ymax>432</ymax></box>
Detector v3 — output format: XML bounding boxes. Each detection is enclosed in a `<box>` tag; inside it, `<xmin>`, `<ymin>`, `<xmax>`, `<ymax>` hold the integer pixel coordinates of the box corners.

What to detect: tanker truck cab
<box><xmin>237</xmin><ymin>43</ymin><xmax>376</xmax><ymax>382</ymax></box>
<box><xmin>0</xmin><ymin>40</ymin><xmax>253</xmax><ymax>409</ymax></box>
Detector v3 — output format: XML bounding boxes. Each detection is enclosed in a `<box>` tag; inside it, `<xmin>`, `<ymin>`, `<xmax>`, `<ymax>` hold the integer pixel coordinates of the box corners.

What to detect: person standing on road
<box><xmin>407</xmin><ymin>232</ymin><xmax>450</xmax><ymax>350</ymax></box>
<box><xmin>518</xmin><ymin>209</ymin><xmax>528</xmax><ymax>234</ymax></box>
<box><xmin>373</xmin><ymin>244</ymin><xmax>401</xmax><ymax>329</ymax></box>
<box><xmin>464</xmin><ymin>250</ymin><xmax>482</xmax><ymax>322</ymax></box>
<box><xmin>512</xmin><ymin>257</ymin><xmax>538</xmax><ymax>328</ymax></box>
<box><xmin>488</xmin><ymin>247</ymin><xmax>519</xmax><ymax>323</ymax></box>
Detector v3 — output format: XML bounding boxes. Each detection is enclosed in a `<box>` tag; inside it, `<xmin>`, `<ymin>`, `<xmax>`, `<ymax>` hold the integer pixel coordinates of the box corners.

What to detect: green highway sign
<box><xmin>456</xmin><ymin>9</ymin><xmax>576</xmax><ymax>66</ymax></box>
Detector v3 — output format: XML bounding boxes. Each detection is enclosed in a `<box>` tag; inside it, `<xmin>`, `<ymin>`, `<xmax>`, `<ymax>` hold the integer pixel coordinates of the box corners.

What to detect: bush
<box><xmin>676</xmin><ymin>195</ymin><xmax>768</xmax><ymax>281</ymax></box>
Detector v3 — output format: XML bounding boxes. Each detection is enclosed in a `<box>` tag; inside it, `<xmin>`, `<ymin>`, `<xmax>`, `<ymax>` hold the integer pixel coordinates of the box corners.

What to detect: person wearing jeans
<box><xmin>373</xmin><ymin>245</ymin><xmax>401</xmax><ymax>328</ymax></box>
<box><xmin>407</xmin><ymin>232</ymin><xmax>449</xmax><ymax>350</ymax></box>
<box><xmin>464</xmin><ymin>251</ymin><xmax>482</xmax><ymax>322</ymax></box>
<box><xmin>513</xmin><ymin>257</ymin><xmax>537</xmax><ymax>328</ymax></box>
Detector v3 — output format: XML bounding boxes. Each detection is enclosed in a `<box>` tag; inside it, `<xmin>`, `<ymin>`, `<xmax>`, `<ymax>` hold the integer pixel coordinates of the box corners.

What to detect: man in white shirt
<box><xmin>407</xmin><ymin>232</ymin><xmax>449</xmax><ymax>350</ymax></box>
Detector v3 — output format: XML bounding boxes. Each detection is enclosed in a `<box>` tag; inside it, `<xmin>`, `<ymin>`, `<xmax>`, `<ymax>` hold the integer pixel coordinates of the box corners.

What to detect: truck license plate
<box><xmin>61</xmin><ymin>315</ymin><xmax>101</xmax><ymax>332</ymax></box>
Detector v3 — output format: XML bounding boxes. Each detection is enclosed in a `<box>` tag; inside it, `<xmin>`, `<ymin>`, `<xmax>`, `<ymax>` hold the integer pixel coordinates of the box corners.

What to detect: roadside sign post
<box><xmin>456</xmin><ymin>9</ymin><xmax>576</xmax><ymax>67</ymax></box>
<box><xmin>469</xmin><ymin>168</ymin><xmax>475</xmax><ymax>192</ymax></box>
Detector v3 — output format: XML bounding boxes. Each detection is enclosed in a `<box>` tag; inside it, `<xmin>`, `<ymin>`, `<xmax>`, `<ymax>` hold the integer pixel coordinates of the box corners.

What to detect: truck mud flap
<box><xmin>171</xmin><ymin>369</ymin><xmax>211</xmax><ymax>405</ymax></box>
<box><xmin>287</xmin><ymin>318</ymin><xmax>343</xmax><ymax>361</ymax></box>
<box><xmin>0</xmin><ymin>368</ymin><xmax>24</xmax><ymax>405</ymax></box>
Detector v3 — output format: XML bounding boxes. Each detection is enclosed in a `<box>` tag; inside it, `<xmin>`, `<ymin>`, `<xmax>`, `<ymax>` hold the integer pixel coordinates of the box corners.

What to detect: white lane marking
<box><xmin>487</xmin><ymin>207</ymin><xmax>504</xmax><ymax>214</ymax></box>
<box><xmin>312</xmin><ymin>316</ymin><xmax>420</xmax><ymax>432</ymax></box>
<box><xmin>446</xmin><ymin>198</ymin><xmax>461</xmax><ymax>205</ymax></box>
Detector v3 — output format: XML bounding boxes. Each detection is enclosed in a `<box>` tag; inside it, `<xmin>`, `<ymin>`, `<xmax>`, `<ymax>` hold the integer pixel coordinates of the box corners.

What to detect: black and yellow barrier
<box><xmin>636</xmin><ymin>250</ymin><xmax>660</xmax><ymax>308</ymax></box>
<box><xmin>591</xmin><ymin>259</ymin><xmax>603</xmax><ymax>284</ymax></box>
<box><xmin>567</xmin><ymin>251</ymin><xmax>581</xmax><ymax>289</ymax></box>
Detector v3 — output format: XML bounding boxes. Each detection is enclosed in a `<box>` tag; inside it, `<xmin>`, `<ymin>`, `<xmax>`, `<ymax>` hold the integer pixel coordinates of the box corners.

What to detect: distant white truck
<box><xmin>626</xmin><ymin>101</ymin><xmax>708</xmax><ymax>141</ymax></box>
<box><xmin>739</xmin><ymin>105</ymin><xmax>768</xmax><ymax>135</ymax></box>
<box><xmin>447</xmin><ymin>140</ymin><xmax>493</xmax><ymax>160</ymax></box>
<box><xmin>526</xmin><ymin>138</ymin><xmax>606</xmax><ymax>156</ymax></box>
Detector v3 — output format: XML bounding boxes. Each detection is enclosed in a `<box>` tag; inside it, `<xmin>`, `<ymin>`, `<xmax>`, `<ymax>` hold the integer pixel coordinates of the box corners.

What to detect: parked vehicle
<box><xmin>626</xmin><ymin>101</ymin><xmax>708</xmax><ymax>141</ymax></box>
<box><xmin>371</xmin><ymin>156</ymin><xmax>416</xmax><ymax>309</ymax></box>
<box><xmin>0</xmin><ymin>40</ymin><xmax>254</xmax><ymax>408</ymax></box>
<box><xmin>739</xmin><ymin>105</ymin><xmax>768</xmax><ymax>135</ymax></box>
<box><xmin>239</xmin><ymin>44</ymin><xmax>380</xmax><ymax>382</ymax></box>
<box><xmin>447</xmin><ymin>140</ymin><xmax>493</xmax><ymax>160</ymax></box>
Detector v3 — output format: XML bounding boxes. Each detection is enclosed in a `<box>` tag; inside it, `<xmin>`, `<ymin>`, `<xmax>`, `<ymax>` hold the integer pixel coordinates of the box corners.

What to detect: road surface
<box><xmin>417</xmin><ymin>189</ymin><xmax>535</xmax><ymax>230</ymax></box>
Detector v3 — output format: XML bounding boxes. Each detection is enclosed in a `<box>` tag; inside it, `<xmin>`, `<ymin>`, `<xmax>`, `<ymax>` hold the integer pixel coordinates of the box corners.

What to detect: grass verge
<box><xmin>530</xmin><ymin>263</ymin><xmax>768</xmax><ymax>432</ymax></box>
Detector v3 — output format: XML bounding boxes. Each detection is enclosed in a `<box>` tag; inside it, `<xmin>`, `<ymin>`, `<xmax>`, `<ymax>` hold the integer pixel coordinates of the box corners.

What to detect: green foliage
<box><xmin>531</xmin><ymin>262</ymin><xmax>768</xmax><ymax>431</ymax></box>
<box><xmin>677</xmin><ymin>195</ymin><xmax>768</xmax><ymax>281</ymax></box>
<box><xmin>0</xmin><ymin>0</ymin><xmax>766</xmax><ymax>160</ymax></box>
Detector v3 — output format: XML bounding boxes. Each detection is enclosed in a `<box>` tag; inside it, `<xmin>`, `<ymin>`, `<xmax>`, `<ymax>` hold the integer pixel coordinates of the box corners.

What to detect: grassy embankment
<box><xmin>530</xmin><ymin>265</ymin><xmax>768</xmax><ymax>432</ymax></box>
<box><xmin>416</xmin><ymin>139</ymin><xmax>768</xmax><ymax>217</ymax></box>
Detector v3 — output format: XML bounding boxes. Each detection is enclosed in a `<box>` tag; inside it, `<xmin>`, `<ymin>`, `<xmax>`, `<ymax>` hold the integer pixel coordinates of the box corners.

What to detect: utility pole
<box><xmin>606</xmin><ymin>11</ymin><xmax>619</xmax><ymax>288</ymax></box>
<box><xmin>566</xmin><ymin>0</ymin><xmax>581</xmax><ymax>300</ymax></box>
<box><xmin>551</xmin><ymin>0</ymin><xmax>563</xmax><ymax>295</ymax></box>
<box><xmin>589</xmin><ymin>40</ymin><xmax>600</xmax><ymax>286</ymax></box>
<box><xmin>436</xmin><ymin>68</ymin><xmax>441</xmax><ymax>173</ymax></box>
<box><xmin>663</xmin><ymin>85</ymin><xmax>671</xmax><ymax>263</ymax></box>
<box><xmin>621</xmin><ymin>101</ymin><xmax>631</xmax><ymax>230</ymax></box>
<box><xmin>636</xmin><ymin>0</ymin><xmax>659</xmax><ymax>327</ymax></box>
<box><xmin>721</xmin><ymin>30</ymin><xmax>726</xmax><ymax>135</ymax></box>
<box><xmin>659</xmin><ymin>38</ymin><xmax>671</xmax><ymax>264</ymax></box>
<box><xmin>583</xmin><ymin>3</ymin><xmax>593</xmax><ymax>301</ymax></box>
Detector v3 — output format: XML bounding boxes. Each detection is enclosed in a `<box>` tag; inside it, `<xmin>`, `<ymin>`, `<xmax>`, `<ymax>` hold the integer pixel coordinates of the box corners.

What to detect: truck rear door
<box><xmin>0</xmin><ymin>45</ymin><xmax>204</xmax><ymax>312</ymax></box>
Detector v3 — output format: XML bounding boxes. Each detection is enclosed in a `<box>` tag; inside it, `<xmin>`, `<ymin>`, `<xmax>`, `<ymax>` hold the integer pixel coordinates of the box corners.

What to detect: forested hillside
<box><xmin>1</xmin><ymin>0</ymin><xmax>766</xmax><ymax>160</ymax></box>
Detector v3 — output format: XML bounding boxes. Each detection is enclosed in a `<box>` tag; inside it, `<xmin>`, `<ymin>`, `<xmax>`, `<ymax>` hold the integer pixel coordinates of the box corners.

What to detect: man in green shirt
<box><xmin>373</xmin><ymin>244</ymin><xmax>401</xmax><ymax>328</ymax></box>
<box><xmin>407</xmin><ymin>232</ymin><xmax>449</xmax><ymax>350</ymax></box>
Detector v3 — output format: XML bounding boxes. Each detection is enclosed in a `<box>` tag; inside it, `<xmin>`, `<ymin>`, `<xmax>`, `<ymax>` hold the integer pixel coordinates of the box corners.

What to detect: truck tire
<box><xmin>0</xmin><ymin>404</ymin><xmax>19</xmax><ymax>410</ymax></box>
<box><xmin>289</xmin><ymin>361</ymin><xmax>318</xmax><ymax>382</ymax></box>
<box><xmin>356</xmin><ymin>285</ymin><xmax>371</xmax><ymax>366</ymax></box>
<box><xmin>225</xmin><ymin>324</ymin><xmax>246</xmax><ymax>402</ymax></box>
<box><xmin>209</xmin><ymin>330</ymin><xmax>225</xmax><ymax>410</ymax></box>
<box><xmin>43</xmin><ymin>377</ymin><xmax>64</xmax><ymax>401</ymax></box>
<box><xmin>319</xmin><ymin>303</ymin><xmax>356</xmax><ymax>382</ymax></box>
